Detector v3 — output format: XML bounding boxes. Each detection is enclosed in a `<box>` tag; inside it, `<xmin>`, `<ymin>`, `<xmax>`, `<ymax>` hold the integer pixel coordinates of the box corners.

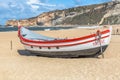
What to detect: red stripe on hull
<box><xmin>19</xmin><ymin>29</ymin><xmax>110</xmax><ymax>44</ymax></box>
<box><xmin>21</xmin><ymin>35</ymin><xmax>109</xmax><ymax>47</ymax></box>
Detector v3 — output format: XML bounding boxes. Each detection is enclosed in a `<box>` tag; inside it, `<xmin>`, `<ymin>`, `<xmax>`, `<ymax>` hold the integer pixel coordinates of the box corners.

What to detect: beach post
<box><xmin>100</xmin><ymin>35</ymin><xmax>104</xmax><ymax>58</ymax></box>
<box><xmin>10</xmin><ymin>40</ymin><xmax>12</xmax><ymax>50</ymax></box>
<box><xmin>100</xmin><ymin>42</ymin><xmax>104</xmax><ymax>58</ymax></box>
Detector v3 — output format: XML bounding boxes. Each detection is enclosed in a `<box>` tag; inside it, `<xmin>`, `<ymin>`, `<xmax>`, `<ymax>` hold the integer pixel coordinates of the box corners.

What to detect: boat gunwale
<box><xmin>18</xmin><ymin>27</ymin><xmax>110</xmax><ymax>44</ymax></box>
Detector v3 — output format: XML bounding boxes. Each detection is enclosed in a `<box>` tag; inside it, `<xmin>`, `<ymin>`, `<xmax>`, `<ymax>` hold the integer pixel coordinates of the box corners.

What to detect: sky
<box><xmin>0</xmin><ymin>0</ymin><xmax>112</xmax><ymax>25</ymax></box>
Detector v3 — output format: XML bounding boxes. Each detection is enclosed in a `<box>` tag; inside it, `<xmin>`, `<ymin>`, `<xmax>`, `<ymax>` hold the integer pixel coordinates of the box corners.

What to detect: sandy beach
<box><xmin>0</xmin><ymin>27</ymin><xmax>120</xmax><ymax>80</ymax></box>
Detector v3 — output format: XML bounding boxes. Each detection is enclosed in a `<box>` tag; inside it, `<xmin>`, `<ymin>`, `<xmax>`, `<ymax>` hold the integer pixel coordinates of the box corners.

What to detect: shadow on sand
<box><xmin>17</xmin><ymin>50</ymin><xmax>100</xmax><ymax>59</ymax></box>
<box><xmin>18</xmin><ymin>50</ymin><xmax>37</xmax><ymax>56</ymax></box>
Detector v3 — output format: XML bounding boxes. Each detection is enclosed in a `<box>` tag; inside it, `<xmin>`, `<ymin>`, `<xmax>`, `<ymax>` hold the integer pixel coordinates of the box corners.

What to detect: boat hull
<box><xmin>18</xmin><ymin>26</ymin><xmax>112</xmax><ymax>58</ymax></box>
<box><xmin>25</xmin><ymin>45</ymin><xmax>108</xmax><ymax>58</ymax></box>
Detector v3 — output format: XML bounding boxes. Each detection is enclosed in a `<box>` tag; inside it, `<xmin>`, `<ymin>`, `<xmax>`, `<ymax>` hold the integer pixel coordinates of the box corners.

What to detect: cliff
<box><xmin>6</xmin><ymin>1</ymin><xmax>120</xmax><ymax>27</ymax></box>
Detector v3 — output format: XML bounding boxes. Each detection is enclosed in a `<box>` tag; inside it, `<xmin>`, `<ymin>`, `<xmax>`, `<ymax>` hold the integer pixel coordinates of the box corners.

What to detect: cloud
<box><xmin>27</xmin><ymin>0</ymin><xmax>40</xmax><ymax>5</ymax></box>
<box><xmin>27</xmin><ymin>0</ymin><xmax>56</xmax><ymax>9</ymax></box>
<box><xmin>0</xmin><ymin>3</ymin><xmax>9</xmax><ymax>8</ymax></box>
<box><xmin>33</xmin><ymin>2</ymin><xmax>56</xmax><ymax>7</ymax></box>
<box><xmin>31</xmin><ymin>5</ymin><xmax>39</xmax><ymax>10</ymax></box>
<box><xmin>8</xmin><ymin>2</ymin><xmax>17</xmax><ymax>7</ymax></box>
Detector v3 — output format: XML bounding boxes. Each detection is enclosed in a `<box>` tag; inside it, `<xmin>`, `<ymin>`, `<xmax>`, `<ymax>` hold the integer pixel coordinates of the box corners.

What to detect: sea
<box><xmin>0</xmin><ymin>26</ymin><xmax>73</xmax><ymax>32</ymax></box>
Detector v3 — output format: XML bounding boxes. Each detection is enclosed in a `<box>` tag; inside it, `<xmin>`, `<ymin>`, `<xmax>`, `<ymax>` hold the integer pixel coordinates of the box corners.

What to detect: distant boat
<box><xmin>18</xmin><ymin>26</ymin><xmax>112</xmax><ymax>57</ymax></box>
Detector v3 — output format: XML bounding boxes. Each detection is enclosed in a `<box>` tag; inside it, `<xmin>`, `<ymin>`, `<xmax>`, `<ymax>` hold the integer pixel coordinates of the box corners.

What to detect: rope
<box><xmin>96</xmin><ymin>30</ymin><xmax>104</xmax><ymax>58</ymax></box>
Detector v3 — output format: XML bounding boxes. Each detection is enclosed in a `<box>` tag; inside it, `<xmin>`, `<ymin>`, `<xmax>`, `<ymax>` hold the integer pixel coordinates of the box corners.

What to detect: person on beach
<box><xmin>116</xmin><ymin>28</ymin><xmax>119</xmax><ymax>35</ymax></box>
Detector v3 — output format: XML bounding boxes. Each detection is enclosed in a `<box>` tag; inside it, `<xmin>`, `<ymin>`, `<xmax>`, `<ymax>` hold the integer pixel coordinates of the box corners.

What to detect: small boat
<box><xmin>18</xmin><ymin>26</ymin><xmax>112</xmax><ymax>57</ymax></box>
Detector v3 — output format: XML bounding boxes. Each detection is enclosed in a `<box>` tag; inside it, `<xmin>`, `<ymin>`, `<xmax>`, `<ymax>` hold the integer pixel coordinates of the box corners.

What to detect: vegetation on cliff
<box><xmin>6</xmin><ymin>1</ymin><xmax>120</xmax><ymax>27</ymax></box>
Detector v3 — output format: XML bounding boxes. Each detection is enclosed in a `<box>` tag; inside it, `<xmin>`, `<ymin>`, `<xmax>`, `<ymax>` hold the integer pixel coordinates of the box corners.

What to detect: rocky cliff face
<box><xmin>6</xmin><ymin>1</ymin><xmax>120</xmax><ymax>27</ymax></box>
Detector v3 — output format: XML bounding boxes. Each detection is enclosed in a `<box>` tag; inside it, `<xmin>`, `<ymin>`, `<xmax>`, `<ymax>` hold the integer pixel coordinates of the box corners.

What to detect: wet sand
<box><xmin>0</xmin><ymin>27</ymin><xmax>120</xmax><ymax>80</ymax></box>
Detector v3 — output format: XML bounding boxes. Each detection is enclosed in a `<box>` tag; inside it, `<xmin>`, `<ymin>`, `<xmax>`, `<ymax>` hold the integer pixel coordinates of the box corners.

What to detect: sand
<box><xmin>0</xmin><ymin>27</ymin><xmax>120</xmax><ymax>80</ymax></box>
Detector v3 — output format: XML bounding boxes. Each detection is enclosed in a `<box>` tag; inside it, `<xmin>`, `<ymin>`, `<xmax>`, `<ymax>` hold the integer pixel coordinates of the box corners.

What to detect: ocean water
<box><xmin>0</xmin><ymin>26</ymin><xmax>73</xmax><ymax>32</ymax></box>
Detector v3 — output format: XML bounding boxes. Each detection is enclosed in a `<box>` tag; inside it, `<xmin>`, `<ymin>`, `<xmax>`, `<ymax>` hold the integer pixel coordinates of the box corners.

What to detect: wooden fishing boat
<box><xmin>18</xmin><ymin>26</ymin><xmax>112</xmax><ymax>57</ymax></box>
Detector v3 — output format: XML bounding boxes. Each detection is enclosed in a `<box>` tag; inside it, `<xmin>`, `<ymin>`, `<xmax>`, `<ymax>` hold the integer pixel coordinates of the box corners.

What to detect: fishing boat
<box><xmin>18</xmin><ymin>26</ymin><xmax>112</xmax><ymax>57</ymax></box>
